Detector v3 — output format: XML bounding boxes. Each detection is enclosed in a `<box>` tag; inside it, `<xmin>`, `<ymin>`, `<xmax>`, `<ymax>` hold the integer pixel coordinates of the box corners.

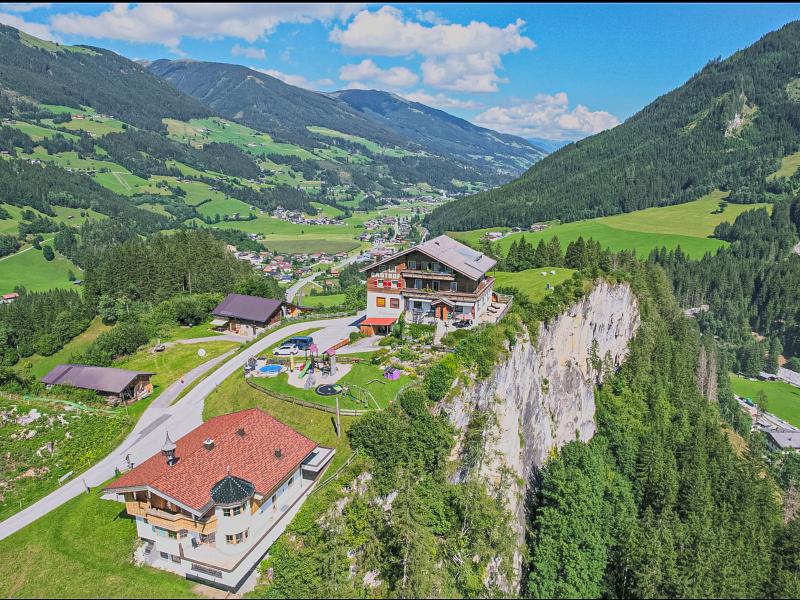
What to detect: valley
<box><xmin>1</xmin><ymin>9</ymin><xmax>800</xmax><ymax>600</ymax></box>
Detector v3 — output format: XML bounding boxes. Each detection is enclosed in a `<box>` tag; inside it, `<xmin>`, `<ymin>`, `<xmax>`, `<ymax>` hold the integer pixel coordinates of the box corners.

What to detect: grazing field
<box><xmin>493</xmin><ymin>268</ymin><xmax>577</xmax><ymax>301</ymax></box>
<box><xmin>6</xmin><ymin>120</ymin><xmax>80</xmax><ymax>141</ymax></box>
<box><xmin>307</xmin><ymin>126</ymin><xmax>416</xmax><ymax>158</ymax></box>
<box><xmin>451</xmin><ymin>192</ymin><xmax>771</xmax><ymax>258</ymax></box>
<box><xmin>0</xmin><ymin>485</ymin><xmax>195</xmax><ymax>598</ymax></box>
<box><xmin>729</xmin><ymin>374</ymin><xmax>800</xmax><ymax>428</ymax></box>
<box><xmin>0</xmin><ymin>241</ymin><xmax>82</xmax><ymax>294</ymax></box>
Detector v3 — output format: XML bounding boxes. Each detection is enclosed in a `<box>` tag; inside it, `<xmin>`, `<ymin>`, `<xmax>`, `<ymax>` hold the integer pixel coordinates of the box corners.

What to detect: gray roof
<box><xmin>210</xmin><ymin>474</ymin><xmax>255</xmax><ymax>506</ymax></box>
<box><xmin>41</xmin><ymin>364</ymin><xmax>153</xmax><ymax>394</ymax></box>
<box><xmin>767</xmin><ymin>428</ymin><xmax>800</xmax><ymax>450</ymax></box>
<box><xmin>212</xmin><ymin>293</ymin><xmax>283</xmax><ymax>324</ymax></box>
<box><xmin>362</xmin><ymin>235</ymin><xmax>496</xmax><ymax>280</ymax></box>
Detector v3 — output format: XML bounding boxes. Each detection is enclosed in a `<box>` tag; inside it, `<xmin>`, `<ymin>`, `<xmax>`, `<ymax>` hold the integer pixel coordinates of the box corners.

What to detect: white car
<box><xmin>273</xmin><ymin>343</ymin><xmax>299</xmax><ymax>356</ymax></box>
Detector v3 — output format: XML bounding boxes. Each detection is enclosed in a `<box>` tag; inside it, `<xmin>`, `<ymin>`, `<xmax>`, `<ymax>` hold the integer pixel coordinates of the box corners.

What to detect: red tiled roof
<box><xmin>361</xmin><ymin>317</ymin><xmax>397</xmax><ymax>326</ymax></box>
<box><xmin>106</xmin><ymin>409</ymin><xmax>316</xmax><ymax>511</ymax></box>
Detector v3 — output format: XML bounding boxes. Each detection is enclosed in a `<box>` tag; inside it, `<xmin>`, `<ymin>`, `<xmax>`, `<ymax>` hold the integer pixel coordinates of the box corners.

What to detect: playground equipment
<box><xmin>345</xmin><ymin>384</ymin><xmax>379</xmax><ymax>410</ymax></box>
<box><xmin>316</xmin><ymin>384</ymin><xmax>343</xmax><ymax>396</ymax></box>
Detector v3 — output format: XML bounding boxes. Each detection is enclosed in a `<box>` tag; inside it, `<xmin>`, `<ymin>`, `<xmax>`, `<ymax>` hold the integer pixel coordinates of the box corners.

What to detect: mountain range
<box><xmin>147</xmin><ymin>59</ymin><xmax>546</xmax><ymax>178</ymax></box>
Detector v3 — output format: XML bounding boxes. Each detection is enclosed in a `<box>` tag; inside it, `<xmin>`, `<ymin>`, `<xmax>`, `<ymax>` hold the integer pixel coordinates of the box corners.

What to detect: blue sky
<box><xmin>2</xmin><ymin>3</ymin><xmax>800</xmax><ymax>141</ymax></box>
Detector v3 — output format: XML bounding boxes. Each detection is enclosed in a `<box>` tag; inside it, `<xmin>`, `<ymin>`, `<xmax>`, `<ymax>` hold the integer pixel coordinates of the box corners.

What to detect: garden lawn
<box><xmin>493</xmin><ymin>268</ymin><xmax>577</xmax><ymax>302</ymax></box>
<box><xmin>0</xmin><ymin>485</ymin><xmax>195</xmax><ymax>598</ymax></box>
<box><xmin>301</xmin><ymin>293</ymin><xmax>346</xmax><ymax>308</ymax></box>
<box><xmin>730</xmin><ymin>374</ymin><xmax>800</xmax><ymax>428</ymax></box>
<box><xmin>250</xmin><ymin>361</ymin><xmax>406</xmax><ymax>411</ymax></box>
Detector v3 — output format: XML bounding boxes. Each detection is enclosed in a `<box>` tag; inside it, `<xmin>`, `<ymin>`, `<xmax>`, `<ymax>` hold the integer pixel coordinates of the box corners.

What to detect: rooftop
<box><xmin>212</xmin><ymin>293</ymin><xmax>283</xmax><ymax>324</ymax></box>
<box><xmin>105</xmin><ymin>409</ymin><xmax>317</xmax><ymax>512</ymax></box>
<box><xmin>41</xmin><ymin>364</ymin><xmax>153</xmax><ymax>395</ymax></box>
<box><xmin>362</xmin><ymin>235</ymin><xmax>496</xmax><ymax>280</ymax></box>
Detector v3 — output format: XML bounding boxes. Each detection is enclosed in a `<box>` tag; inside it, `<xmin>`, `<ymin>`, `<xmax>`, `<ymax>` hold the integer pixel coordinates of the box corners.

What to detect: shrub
<box><xmin>424</xmin><ymin>355</ymin><xmax>459</xmax><ymax>401</ymax></box>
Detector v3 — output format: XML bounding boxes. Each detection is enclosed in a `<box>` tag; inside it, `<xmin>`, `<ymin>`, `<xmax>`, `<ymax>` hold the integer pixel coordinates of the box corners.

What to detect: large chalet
<box><xmin>104</xmin><ymin>409</ymin><xmax>334</xmax><ymax>591</ymax></box>
<box><xmin>359</xmin><ymin>235</ymin><xmax>497</xmax><ymax>335</ymax></box>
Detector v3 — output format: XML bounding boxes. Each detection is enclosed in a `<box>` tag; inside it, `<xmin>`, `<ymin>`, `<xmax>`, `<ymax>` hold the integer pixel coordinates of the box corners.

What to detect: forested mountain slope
<box><xmin>332</xmin><ymin>89</ymin><xmax>547</xmax><ymax>175</ymax></box>
<box><xmin>0</xmin><ymin>25</ymin><xmax>210</xmax><ymax>132</ymax></box>
<box><xmin>148</xmin><ymin>60</ymin><xmax>545</xmax><ymax>178</ymax></box>
<box><xmin>147</xmin><ymin>59</ymin><xmax>403</xmax><ymax>148</ymax></box>
<box><xmin>426</xmin><ymin>20</ymin><xmax>800</xmax><ymax>233</ymax></box>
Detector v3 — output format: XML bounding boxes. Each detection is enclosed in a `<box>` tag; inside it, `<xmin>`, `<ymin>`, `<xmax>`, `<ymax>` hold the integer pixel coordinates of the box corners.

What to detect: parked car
<box><xmin>286</xmin><ymin>336</ymin><xmax>314</xmax><ymax>351</ymax></box>
<box><xmin>273</xmin><ymin>343</ymin><xmax>299</xmax><ymax>356</ymax></box>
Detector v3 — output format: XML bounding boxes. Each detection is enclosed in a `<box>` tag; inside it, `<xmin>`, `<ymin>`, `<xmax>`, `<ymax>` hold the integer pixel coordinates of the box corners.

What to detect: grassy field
<box><xmin>18</xmin><ymin>318</ymin><xmax>111</xmax><ymax>379</ymax></box>
<box><xmin>451</xmin><ymin>192</ymin><xmax>771</xmax><ymax>259</ymax></box>
<box><xmin>0</xmin><ymin>241</ymin><xmax>82</xmax><ymax>294</ymax></box>
<box><xmin>116</xmin><ymin>340</ymin><xmax>241</xmax><ymax>412</ymax></box>
<box><xmin>301</xmin><ymin>293</ymin><xmax>346</xmax><ymax>308</ymax></box>
<box><xmin>768</xmin><ymin>150</ymin><xmax>800</xmax><ymax>180</ymax></box>
<box><xmin>0</xmin><ymin>485</ymin><xmax>195</xmax><ymax>598</ymax></box>
<box><xmin>493</xmin><ymin>268</ymin><xmax>577</xmax><ymax>301</ymax></box>
<box><xmin>730</xmin><ymin>374</ymin><xmax>800</xmax><ymax>428</ymax></box>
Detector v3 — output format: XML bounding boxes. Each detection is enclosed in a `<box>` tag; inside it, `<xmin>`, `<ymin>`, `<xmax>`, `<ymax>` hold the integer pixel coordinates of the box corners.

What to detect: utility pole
<box><xmin>335</xmin><ymin>395</ymin><xmax>341</xmax><ymax>439</ymax></box>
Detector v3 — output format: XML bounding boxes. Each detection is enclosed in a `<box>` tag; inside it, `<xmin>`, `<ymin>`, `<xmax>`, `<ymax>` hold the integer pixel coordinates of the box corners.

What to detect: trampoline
<box><xmin>259</xmin><ymin>364</ymin><xmax>283</xmax><ymax>376</ymax></box>
<box><xmin>316</xmin><ymin>384</ymin><xmax>343</xmax><ymax>396</ymax></box>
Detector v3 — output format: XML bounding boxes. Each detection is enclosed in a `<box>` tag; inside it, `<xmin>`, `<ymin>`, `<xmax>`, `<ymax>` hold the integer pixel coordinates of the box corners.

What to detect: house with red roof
<box><xmin>104</xmin><ymin>409</ymin><xmax>334</xmax><ymax>590</ymax></box>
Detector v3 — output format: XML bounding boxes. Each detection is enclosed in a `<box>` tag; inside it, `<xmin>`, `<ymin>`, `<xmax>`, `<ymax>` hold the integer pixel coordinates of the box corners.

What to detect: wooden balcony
<box><xmin>125</xmin><ymin>500</ymin><xmax>217</xmax><ymax>535</ymax></box>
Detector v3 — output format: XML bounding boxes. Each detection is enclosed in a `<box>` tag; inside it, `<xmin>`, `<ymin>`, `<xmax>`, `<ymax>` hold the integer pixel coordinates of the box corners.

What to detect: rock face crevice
<box><xmin>441</xmin><ymin>280</ymin><xmax>640</xmax><ymax>579</ymax></box>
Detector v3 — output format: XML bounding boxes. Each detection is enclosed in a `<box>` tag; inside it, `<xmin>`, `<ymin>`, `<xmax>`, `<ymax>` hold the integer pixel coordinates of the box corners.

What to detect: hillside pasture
<box><xmin>451</xmin><ymin>192</ymin><xmax>771</xmax><ymax>259</ymax></box>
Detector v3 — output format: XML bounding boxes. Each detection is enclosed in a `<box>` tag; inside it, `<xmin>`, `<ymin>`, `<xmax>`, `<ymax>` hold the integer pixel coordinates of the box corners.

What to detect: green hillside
<box><xmin>427</xmin><ymin>20</ymin><xmax>800</xmax><ymax>233</ymax></box>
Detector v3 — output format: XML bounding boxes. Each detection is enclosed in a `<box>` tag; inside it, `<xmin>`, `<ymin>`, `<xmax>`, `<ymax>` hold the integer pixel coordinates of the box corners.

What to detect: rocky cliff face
<box><xmin>440</xmin><ymin>280</ymin><xmax>640</xmax><ymax>582</ymax></box>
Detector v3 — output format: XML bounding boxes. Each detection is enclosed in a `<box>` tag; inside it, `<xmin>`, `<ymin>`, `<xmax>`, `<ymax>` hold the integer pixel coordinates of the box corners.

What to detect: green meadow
<box><xmin>0</xmin><ymin>240</ymin><xmax>82</xmax><ymax>294</ymax></box>
<box><xmin>729</xmin><ymin>374</ymin><xmax>800</xmax><ymax>428</ymax></box>
<box><xmin>493</xmin><ymin>268</ymin><xmax>577</xmax><ymax>302</ymax></box>
<box><xmin>451</xmin><ymin>191</ymin><xmax>771</xmax><ymax>258</ymax></box>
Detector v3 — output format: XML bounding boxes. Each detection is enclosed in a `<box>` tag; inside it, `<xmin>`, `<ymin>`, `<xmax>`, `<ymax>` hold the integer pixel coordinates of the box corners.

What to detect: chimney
<box><xmin>203</xmin><ymin>438</ymin><xmax>215</xmax><ymax>450</ymax></box>
<box><xmin>274</xmin><ymin>448</ymin><xmax>283</xmax><ymax>459</ymax></box>
<box><xmin>236</xmin><ymin>427</ymin><xmax>246</xmax><ymax>437</ymax></box>
<box><xmin>161</xmin><ymin>431</ymin><xmax>177</xmax><ymax>466</ymax></box>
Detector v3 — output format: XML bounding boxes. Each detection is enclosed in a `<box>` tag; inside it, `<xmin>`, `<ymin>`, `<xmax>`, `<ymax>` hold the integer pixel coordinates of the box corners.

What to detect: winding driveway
<box><xmin>0</xmin><ymin>313</ymin><xmax>361</xmax><ymax>541</ymax></box>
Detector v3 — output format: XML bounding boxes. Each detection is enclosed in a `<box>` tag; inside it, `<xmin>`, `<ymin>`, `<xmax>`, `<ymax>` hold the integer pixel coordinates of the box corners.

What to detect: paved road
<box><xmin>285</xmin><ymin>252</ymin><xmax>363</xmax><ymax>304</ymax></box>
<box><xmin>0</xmin><ymin>313</ymin><xmax>362</xmax><ymax>541</ymax></box>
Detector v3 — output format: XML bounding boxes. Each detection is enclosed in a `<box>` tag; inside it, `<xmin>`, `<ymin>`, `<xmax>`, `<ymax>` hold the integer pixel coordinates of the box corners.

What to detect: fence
<box><xmin>245</xmin><ymin>378</ymin><xmax>374</xmax><ymax>416</ymax></box>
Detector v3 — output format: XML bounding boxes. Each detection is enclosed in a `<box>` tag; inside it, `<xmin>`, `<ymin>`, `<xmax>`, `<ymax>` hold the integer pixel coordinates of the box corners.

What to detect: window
<box><xmin>288</xmin><ymin>476</ymin><xmax>294</xmax><ymax>487</ymax></box>
<box><xmin>272</xmin><ymin>494</ymin><xmax>278</xmax><ymax>511</ymax></box>
<box><xmin>408</xmin><ymin>260</ymin><xmax>417</xmax><ymax>270</ymax></box>
<box><xmin>432</xmin><ymin>262</ymin><xmax>440</xmax><ymax>272</ymax></box>
<box><xmin>160</xmin><ymin>551</ymin><xmax>170</xmax><ymax>560</ymax></box>
<box><xmin>390</xmin><ymin>298</ymin><xmax>400</xmax><ymax>309</ymax></box>
<box><xmin>376</xmin><ymin>296</ymin><xmax>386</xmax><ymax>308</ymax></box>
<box><xmin>227</xmin><ymin>530</ymin><xmax>249</xmax><ymax>545</ymax></box>
<box><xmin>431</xmin><ymin>281</ymin><xmax>440</xmax><ymax>291</ymax></box>
<box><xmin>450</xmin><ymin>281</ymin><xmax>458</xmax><ymax>292</ymax></box>
<box><xmin>422</xmin><ymin>261</ymin><xmax>430</xmax><ymax>271</ymax></box>
<box><xmin>414</xmin><ymin>279</ymin><xmax>422</xmax><ymax>290</ymax></box>
<box><xmin>222</xmin><ymin>504</ymin><xmax>243</xmax><ymax>517</ymax></box>
<box><xmin>171</xmin><ymin>554</ymin><xmax>181</xmax><ymax>564</ymax></box>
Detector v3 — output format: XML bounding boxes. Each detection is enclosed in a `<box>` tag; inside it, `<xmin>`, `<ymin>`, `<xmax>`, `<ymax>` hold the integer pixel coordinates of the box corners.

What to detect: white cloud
<box><xmin>340</xmin><ymin>59</ymin><xmax>418</xmax><ymax>88</ymax></box>
<box><xmin>473</xmin><ymin>92</ymin><xmax>620</xmax><ymax>141</ymax></box>
<box><xmin>414</xmin><ymin>9</ymin><xmax>447</xmax><ymax>26</ymax></box>
<box><xmin>231</xmin><ymin>43</ymin><xmax>266</xmax><ymax>60</ymax></box>
<box><xmin>51</xmin><ymin>3</ymin><xmax>363</xmax><ymax>51</ymax></box>
<box><xmin>402</xmin><ymin>90</ymin><xmax>483</xmax><ymax>110</ymax></box>
<box><xmin>0</xmin><ymin>10</ymin><xmax>57</xmax><ymax>40</ymax></box>
<box><xmin>255</xmin><ymin>68</ymin><xmax>334</xmax><ymax>91</ymax></box>
<box><xmin>330</xmin><ymin>6</ymin><xmax>534</xmax><ymax>93</ymax></box>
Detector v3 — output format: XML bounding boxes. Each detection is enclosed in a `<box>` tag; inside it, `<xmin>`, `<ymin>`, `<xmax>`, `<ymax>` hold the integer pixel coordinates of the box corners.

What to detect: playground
<box><xmin>248</xmin><ymin>357</ymin><xmax>407</xmax><ymax>411</ymax></box>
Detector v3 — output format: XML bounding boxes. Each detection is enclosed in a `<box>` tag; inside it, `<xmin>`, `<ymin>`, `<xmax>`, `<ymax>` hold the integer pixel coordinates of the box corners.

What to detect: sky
<box><xmin>2</xmin><ymin>3</ymin><xmax>800</xmax><ymax>141</ymax></box>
